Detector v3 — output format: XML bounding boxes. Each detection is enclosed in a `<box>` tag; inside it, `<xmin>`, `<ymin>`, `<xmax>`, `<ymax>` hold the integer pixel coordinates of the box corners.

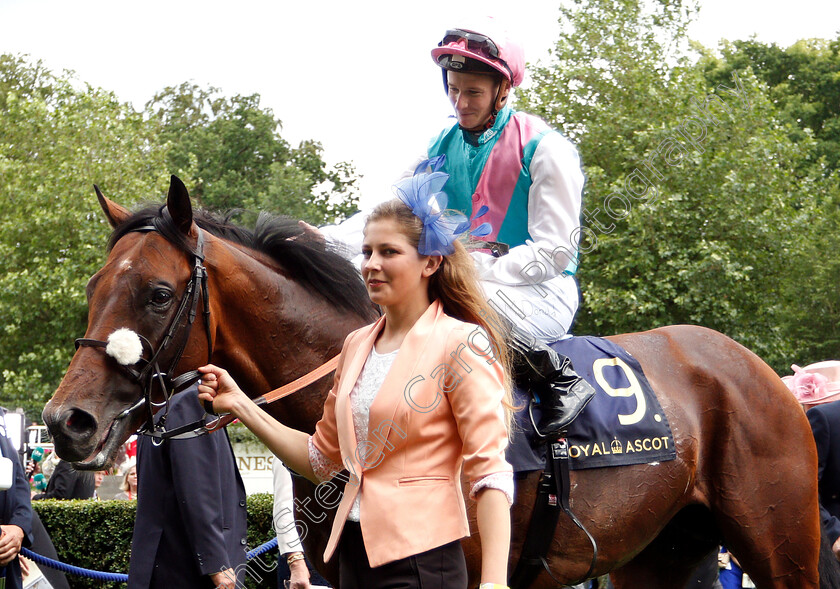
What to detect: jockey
<box><xmin>320</xmin><ymin>22</ymin><xmax>595</xmax><ymax>436</ymax></box>
<box><xmin>426</xmin><ymin>23</ymin><xmax>595</xmax><ymax>436</ymax></box>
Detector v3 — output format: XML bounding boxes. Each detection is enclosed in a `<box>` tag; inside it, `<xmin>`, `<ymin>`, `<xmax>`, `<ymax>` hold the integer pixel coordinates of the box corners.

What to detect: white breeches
<box><xmin>480</xmin><ymin>274</ymin><xmax>579</xmax><ymax>344</ymax></box>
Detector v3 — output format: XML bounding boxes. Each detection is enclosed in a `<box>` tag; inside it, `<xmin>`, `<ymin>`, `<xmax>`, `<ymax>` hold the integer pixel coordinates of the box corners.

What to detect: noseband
<box><xmin>75</xmin><ymin>208</ymin><xmax>215</xmax><ymax>441</ymax></box>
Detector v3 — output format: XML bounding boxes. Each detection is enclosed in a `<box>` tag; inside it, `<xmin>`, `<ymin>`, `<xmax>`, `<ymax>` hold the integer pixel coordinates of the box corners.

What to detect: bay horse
<box><xmin>43</xmin><ymin>176</ymin><xmax>837</xmax><ymax>588</ymax></box>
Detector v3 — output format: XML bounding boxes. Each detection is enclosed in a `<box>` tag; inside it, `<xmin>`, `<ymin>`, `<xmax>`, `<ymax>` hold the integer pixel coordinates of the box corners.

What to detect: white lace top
<box><xmin>348</xmin><ymin>347</ymin><xmax>396</xmax><ymax>520</ymax></box>
<box><xmin>307</xmin><ymin>347</ymin><xmax>514</xmax><ymax>522</ymax></box>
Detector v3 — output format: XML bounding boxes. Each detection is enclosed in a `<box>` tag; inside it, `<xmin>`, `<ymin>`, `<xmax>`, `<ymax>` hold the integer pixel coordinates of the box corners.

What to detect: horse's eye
<box><xmin>151</xmin><ymin>290</ymin><xmax>173</xmax><ymax>306</ymax></box>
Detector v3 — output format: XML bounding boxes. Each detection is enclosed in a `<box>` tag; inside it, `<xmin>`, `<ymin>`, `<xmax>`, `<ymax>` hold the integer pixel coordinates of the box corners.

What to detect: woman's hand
<box><xmin>288</xmin><ymin>557</ymin><xmax>312</xmax><ymax>588</ymax></box>
<box><xmin>197</xmin><ymin>365</ymin><xmax>250</xmax><ymax>416</ymax></box>
<box><xmin>199</xmin><ymin>364</ymin><xmax>317</xmax><ymax>483</ymax></box>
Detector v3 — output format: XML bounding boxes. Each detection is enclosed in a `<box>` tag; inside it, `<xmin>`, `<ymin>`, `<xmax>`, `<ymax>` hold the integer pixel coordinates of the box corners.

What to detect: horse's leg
<box><xmin>708</xmin><ymin>391</ymin><xmax>821</xmax><ymax>589</ymax></box>
<box><xmin>620</xmin><ymin>326</ymin><xmax>821</xmax><ymax>589</ymax></box>
<box><xmin>698</xmin><ymin>348</ymin><xmax>818</xmax><ymax>587</ymax></box>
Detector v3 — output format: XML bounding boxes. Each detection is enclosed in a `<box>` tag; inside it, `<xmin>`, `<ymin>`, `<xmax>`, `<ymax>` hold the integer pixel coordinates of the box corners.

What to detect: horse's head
<box><xmin>43</xmin><ymin>176</ymin><xmax>212</xmax><ymax>469</ymax></box>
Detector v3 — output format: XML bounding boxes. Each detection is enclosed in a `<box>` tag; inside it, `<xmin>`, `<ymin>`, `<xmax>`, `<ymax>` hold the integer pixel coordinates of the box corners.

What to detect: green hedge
<box><xmin>32</xmin><ymin>494</ymin><xmax>278</xmax><ymax>589</ymax></box>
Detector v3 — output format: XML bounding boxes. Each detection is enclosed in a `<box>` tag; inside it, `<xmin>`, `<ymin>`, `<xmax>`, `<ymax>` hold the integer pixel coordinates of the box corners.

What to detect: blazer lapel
<box><xmin>363</xmin><ymin>301</ymin><xmax>444</xmax><ymax>470</ymax></box>
<box><xmin>334</xmin><ymin>315</ymin><xmax>385</xmax><ymax>477</ymax></box>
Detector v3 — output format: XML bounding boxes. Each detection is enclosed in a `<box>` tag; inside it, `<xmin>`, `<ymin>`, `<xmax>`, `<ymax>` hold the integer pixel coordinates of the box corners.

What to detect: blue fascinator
<box><xmin>392</xmin><ymin>155</ymin><xmax>491</xmax><ymax>256</ymax></box>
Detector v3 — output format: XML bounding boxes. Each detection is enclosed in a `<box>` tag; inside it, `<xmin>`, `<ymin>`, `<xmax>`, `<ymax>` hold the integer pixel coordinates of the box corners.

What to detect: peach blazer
<box><xmin>311</xmin><ymin>300</ymin><xmax>511</xmax><ymax>567</ymax></box>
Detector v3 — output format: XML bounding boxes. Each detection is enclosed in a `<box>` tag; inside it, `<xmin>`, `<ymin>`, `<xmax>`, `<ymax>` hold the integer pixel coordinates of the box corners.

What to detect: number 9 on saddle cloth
<box><xmin>506</xmin><ymin>333</ymin><xmax>676</xmax><ymax>472</ymax></box>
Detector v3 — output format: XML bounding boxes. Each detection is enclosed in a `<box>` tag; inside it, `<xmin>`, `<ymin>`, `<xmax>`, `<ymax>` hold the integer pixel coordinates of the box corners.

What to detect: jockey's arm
<box><xmin>471</xmin><ymin>132</ymin><xmax>584</xmax><ymax>286</ymax></box>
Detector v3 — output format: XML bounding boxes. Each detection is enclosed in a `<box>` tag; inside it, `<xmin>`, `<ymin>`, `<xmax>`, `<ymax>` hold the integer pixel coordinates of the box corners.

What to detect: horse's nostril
<box><xmin>63</xmin><ymin>408</ymin><xmax>97</xmax><ymax>436</ymax></box>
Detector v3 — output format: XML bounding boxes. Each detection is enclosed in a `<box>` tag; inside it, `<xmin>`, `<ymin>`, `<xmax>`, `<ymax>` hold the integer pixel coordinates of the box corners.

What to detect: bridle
<box><xmin>74</xmin><ymin>207</ymin><xmax>341</xmax><ymax>442</ymax></box>
<box><xmin>75</xmin><ymin>207</ymin><xmax>215</xmax><ymax>441</ymax></box>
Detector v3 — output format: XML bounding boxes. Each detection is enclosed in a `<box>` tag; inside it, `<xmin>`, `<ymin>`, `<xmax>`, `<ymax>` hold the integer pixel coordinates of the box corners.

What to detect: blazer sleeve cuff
<box><xmin>469</xmin><ymin>471</ymin><xmax>514</xmax><ymax>506</ymax></box>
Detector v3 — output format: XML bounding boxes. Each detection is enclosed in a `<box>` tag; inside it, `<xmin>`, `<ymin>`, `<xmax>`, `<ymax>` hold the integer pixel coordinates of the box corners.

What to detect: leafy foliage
<box><xmin>698</xmin><ymin>37</ymin><xmax>840</xmax><ymax>172</ymax></box>
<box><xmin>33</xmin><ymin>499</ymin><xmax>136</xmax><ymax>589</ymax></box>
<box><xmin>0</xmin><ymin>56</ymin><xmax>360</xmax><ymax>416</ymax></box>
<box><xmin>0</xmin><ymin>55</ymin><xmax>168</xmax><ymax>415</ymax></box>
<box><xmin>146</xmin><ymin>83</ymin><xmax>359</xmax><ymax>223</ymax></box>
<box><xmin>693</xmin><ymin>38</ymin><xmax>840</xmax><ymax>364</ymax></box>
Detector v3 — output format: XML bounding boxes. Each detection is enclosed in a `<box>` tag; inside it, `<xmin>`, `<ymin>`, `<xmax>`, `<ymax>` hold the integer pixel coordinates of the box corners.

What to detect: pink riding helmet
<box><xmin>431</xmin><ymin>25</ymin><xmax>525</xmax><ymax>89</ymax></box>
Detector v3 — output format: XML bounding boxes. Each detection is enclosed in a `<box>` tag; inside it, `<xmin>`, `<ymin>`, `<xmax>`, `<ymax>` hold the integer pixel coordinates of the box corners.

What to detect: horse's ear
<box><xmin>166</xmin><ymin>175</ymin><xmax>194</xmax><ymax>235</ymax></box>
<box><xmin>95</xmin><ymin>185</ymin><xmax>130</xmax><ymax>228</ymax></box>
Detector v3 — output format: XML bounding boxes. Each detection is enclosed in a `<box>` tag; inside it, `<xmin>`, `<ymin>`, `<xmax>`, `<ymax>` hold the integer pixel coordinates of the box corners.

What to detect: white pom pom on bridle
<box><xmin>105</xmin><ymin>328</ymin><xmax>144</xmax><ymax>365</ymax></box>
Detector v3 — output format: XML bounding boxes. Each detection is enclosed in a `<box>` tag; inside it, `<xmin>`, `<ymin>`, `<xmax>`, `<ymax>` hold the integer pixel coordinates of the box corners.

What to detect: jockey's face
<box><xmin>447</xmin><ymin>70</ymin><xmax>502</xmax><ymax>131</ymax></box>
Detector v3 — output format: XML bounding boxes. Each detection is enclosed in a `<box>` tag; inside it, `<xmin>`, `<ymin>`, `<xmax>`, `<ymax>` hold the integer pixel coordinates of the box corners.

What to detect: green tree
<box><xmin>0</xmin><ymin>54</ymin><xmax>168</xmax><ymax>414</ymax></box>
<box><xmin>146</xmin><ymin>83</ymin><xmax>359</xmax><ymax>224</ymax></box>
<box><xmin>698</xmin><ymin>37</ymin><xmax>840</xmax><ymax>172</ymax></box>
<box><xmin>0</xmin><ymin>58</ymin><xmax>362</xmax><ymax>416</ymax></box>
<box><xmin>694</xmin><ymin>37</ymin><xmax>840</xmax><ymax>364</ymax></box>
<box><xmin>518</xmin><ymin>0</ymin><xmax>838</xmax><ymax>370</ymax></box>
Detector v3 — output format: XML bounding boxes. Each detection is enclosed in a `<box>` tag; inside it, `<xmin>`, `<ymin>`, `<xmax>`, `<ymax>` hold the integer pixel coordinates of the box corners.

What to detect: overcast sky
<box><xmin>1</xmin><ymin>0</ymin><xmax>838</xmax><ymax>207</ymax></box>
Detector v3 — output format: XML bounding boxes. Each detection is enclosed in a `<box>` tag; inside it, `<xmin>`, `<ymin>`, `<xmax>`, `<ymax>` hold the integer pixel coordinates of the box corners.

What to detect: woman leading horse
<box><xmin>200</xmin><ymin>166</ymin><xmax>514</xmax><ymax>589</ymax></box>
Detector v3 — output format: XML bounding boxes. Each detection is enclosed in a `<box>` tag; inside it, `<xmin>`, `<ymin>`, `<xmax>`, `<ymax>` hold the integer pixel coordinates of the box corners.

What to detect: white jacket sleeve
<box><xmin>319</xmin><ymin>157</ymin><xmax>424</xmax><ymax>262</ymax></box>
<box><xmin>471</xmin><ymin>132</ymin><xmax>584</xmax><ymax>286</ymax></box>
<box><xmin>272</xmin><ymin>457</ymin><xmax>304</xmax><ymax>554</ymax></box>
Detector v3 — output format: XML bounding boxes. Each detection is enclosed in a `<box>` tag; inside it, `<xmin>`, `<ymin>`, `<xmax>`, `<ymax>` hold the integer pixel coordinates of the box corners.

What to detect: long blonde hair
<box><xmin>366</xmin><ymin>199</ymin><xmax>515</xmax><ymax>429</ymax></box>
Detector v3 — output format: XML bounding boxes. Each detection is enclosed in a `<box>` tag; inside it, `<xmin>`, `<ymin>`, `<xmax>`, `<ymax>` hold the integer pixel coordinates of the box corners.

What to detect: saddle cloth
<box><xmin>506</xmin><ymin>335</ymin><xmax>676</xmax><ymax>471</ymax></box>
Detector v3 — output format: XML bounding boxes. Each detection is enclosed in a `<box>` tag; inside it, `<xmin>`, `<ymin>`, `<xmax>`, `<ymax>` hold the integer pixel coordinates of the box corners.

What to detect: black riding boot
<box><xmin>507</xmin><ymin>324</ymin><xmax>596</xmax><ymax>438</ymax></box>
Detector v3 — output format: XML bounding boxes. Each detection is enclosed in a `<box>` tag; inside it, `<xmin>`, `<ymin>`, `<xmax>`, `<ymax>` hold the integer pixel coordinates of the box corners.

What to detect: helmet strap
<box><xmin>468</xmin><ymin>79</ymin><xmax>510</xmax><ymax>132</ymax></box>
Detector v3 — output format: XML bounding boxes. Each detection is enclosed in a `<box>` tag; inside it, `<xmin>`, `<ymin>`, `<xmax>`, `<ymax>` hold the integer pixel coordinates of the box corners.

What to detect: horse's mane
<box><xmin>108</xmin><ymin>205</ymin><xmax>376</xmax><ymax>321</ymax></box>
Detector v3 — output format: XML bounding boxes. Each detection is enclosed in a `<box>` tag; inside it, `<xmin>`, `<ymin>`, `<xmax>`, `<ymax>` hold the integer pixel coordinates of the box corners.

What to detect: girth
<box><xmin>509</xmin><ymin>436</ymin><xmax>599</xmax><ymax>589</ymax></box>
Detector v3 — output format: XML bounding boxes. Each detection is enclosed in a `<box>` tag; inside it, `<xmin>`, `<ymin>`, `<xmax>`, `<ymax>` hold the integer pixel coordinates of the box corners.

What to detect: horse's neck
<box><xmin>206</xmin><ymin>239</ymin><xmax>371</xmax><ymax>407</ymax></box>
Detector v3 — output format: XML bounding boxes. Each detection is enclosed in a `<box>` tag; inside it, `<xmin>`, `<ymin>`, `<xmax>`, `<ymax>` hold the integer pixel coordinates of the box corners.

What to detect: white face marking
<box><xmin>118</xmin><ymin>258</ymin><xmax>133</xmax><ymax>272</ymax></box>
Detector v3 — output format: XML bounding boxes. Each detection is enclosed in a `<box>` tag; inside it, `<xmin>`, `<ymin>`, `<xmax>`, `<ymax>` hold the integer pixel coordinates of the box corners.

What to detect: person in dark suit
<box><xmin>127</xmin><ymin>385</ymin><xmax>248</xmax><ymax>589</ymax></box>
<box><xmin>784</xmin><ymin>361</ymin><xmax>840</xmax><ymax>558</ymax></box>
<box><xmin>808</xmin><ymin>400</ymin><xmax>840</xmax><ymax>556</ymax></box>
<box><xmin>31</xmin><ymin>459</ymin><xmax>94</xmax><ymax>500</ymax></box>
<box><xmin>0</xmin><ymin>412</ymin><xmax>33</xmax><ymax>589</ymax></box>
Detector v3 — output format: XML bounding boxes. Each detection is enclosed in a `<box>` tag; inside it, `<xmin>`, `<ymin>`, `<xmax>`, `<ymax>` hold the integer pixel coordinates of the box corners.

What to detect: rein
<box><xmin>201</xmin><ymin>353</ymin><xmax>341</xmax><ymax>436</ymax></box>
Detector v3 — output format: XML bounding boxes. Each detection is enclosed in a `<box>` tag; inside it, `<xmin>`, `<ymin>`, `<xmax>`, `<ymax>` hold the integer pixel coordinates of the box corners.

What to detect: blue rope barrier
<box><xmin>248</xmin><ymin>536</ymin><xmax>278</xmax><ymax>559</ymax></box>
<box><xmin>20</xmin><ymin>548</ymin><xmax>127</xmax><ymax>582</ymax></box>
<box><xmin>21</xmin><ymin>538</ymin><xmax>279</xmax><ymax>583</ymax></box>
